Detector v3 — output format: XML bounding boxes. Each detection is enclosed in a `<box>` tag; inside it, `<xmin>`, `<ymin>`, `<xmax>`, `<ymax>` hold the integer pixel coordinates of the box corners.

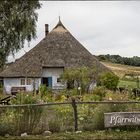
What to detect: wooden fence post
<box><xmin>71</xmin><ymin>98</ymin><xmax>78</xmax><ymax>131</ymax></box>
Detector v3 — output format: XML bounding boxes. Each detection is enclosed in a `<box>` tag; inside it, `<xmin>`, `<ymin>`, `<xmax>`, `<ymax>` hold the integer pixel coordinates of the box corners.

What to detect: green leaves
<box><xmin>61</xmin><ymin>67</ymin><xmax>90</xmax><ymax>93</ymax></box>
<box><xmin>0</xmin><ymin>0</ymin><xmax>41</xmax><ymax>68</ymax></box>
<box><xmin>99</xmin><ymin>72</ymin><xmax>119</xmax><ymax>90</ymax></box>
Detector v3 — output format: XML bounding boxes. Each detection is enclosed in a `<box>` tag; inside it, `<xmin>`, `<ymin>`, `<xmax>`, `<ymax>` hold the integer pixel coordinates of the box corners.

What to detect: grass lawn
<box><xmin>118</xmin><ymin>79</ymin><xmax>138</xmax><ymax>89</ymax></box>
<box><xmin>1</xmin><ymin>131</ymin><xmax>140</xmax><ymax>140</ymax></box>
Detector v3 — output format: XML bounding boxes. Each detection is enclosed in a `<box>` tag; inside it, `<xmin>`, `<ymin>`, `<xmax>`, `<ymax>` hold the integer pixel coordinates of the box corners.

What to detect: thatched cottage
<box><xmin>0</xmin><ymin>19</ymin><xmax>108</xmax><ymax>94</ymax></box>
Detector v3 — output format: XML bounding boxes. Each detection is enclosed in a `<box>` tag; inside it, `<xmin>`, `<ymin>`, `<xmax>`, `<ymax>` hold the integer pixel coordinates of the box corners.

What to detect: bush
<box><xmin>0</xmin><ymin>122</ymin><xmax>14</xmax><ymax>136</ymax></box>
<box><xmin>54</xmin><ymin>94</ymin><xmax>67</xmax><ymax>102</ymax></box>
<box><xmin>11</xmin><ymin>93</ymin><xmax>44</xmax><ymax>135</ymax></box>
<box><xmin>105</xmin><ymin>91</ymin><xmax>130</xmax><ymax>101</ymax></box>
<box><xmin>61</xmin><ymin>67</ymin><xmax>90</xmax><ymax>93</ymax></box>
<box><xmin>91</xmin><ymin>104</ymin><xmax>128</xmax><ymax>130</ymax></box>
<box><xmin>39</xmin><ymin>84</ymin><xmax>47</xmax><ymax>97</ymax></box>
<box><xmin>92</xmin><ymin>87</ymin><xmax>106</xmax><ymax>101</ymax></box>
<box><xmin>78</xmin><ymin>104</ymin><xmax>96</xmax><ymax>131</ymax></box>
<box><xmin>0</xmin><ymin>108</ymin><xmax>15</xmax><ymax>136</ymax></box>
<box><xmin>79</xmin><ymin>91</ymin><xmax>130</xmax><ymax>131</ymax></box>
<box><xmin>39</xmin><ymin>84</ymin><xmax>53</xmax><ymax>99</ymax></box>
<box><xmin>48</xmin><ymin>120</ymin><xmax>61</xmax><ymax>132</ymax></box>
<box><xmin>99</xmin><ymin>72</ymin><xmax>119</xmax><ymax>90</ymax></box>
<box><xmin>54</xmin><ymin>105</ymin><xmax>74</xmax><ymax>131</ymax></box>
<box><xmin>92</xmin><ymin>103</ymin><xmax>140</xmax><ymax>131</ymax></box>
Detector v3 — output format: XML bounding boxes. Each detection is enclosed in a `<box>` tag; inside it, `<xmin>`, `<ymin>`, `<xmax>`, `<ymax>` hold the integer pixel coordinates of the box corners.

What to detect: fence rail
<box><xmin>1</xmin><ymin>101</ymin><xmax>140</xmax><ymax>108</ymax></box>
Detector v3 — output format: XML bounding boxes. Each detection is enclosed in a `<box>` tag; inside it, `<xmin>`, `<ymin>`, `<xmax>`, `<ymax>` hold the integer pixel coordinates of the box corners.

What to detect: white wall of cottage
<box><xmin>42</xmin><ymin>67</ymin><xmax>65</xmax><ymax>89</ymax></box>
<box><xmin>3</xmin><ymin>68</ymin><xmax>65</xmax><ymax>94</ymax></box>
<box><xmin>3</xmin><ymin>78</ymin><xmax>41</xmax><ymax>94</ymax></box>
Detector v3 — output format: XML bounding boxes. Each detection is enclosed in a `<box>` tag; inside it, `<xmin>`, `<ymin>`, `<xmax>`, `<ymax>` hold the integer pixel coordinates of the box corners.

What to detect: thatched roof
<box><xmin>0</xmin><ymin>20</ymin><xmax>109</xmax><ymax>78</ymax></box>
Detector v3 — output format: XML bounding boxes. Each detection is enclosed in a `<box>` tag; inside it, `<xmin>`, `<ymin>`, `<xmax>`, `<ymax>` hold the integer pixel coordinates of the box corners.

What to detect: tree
<box><xmin>0</xmin><ymin>0</ymin><xmax>41</xmax><ymax>69</ymax></box>
<box><xmin>61</xmin><ymin>67</ymin><xmax>91</xmax><ymax>93</ymax></box>
<box><xmin>61</xmin><ymin>66</ymin><xmax>100</xmax><ymax>94</ymax></box>
<box><xmin>99</xmin><ymin>72</ymin><xmax>119</xmax><ymax>90</ymax></box>
<box><xmin>97</xmin><ymin>54</ymin><xmax>140</xmax><ymax>66</ymax></box>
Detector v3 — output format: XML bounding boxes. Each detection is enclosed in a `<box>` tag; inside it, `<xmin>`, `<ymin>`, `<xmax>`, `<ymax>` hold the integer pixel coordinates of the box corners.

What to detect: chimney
<box><xmin>45</xmin><ymin>24</ymin><xmax>49</xmax><ymax>36</ymax></box>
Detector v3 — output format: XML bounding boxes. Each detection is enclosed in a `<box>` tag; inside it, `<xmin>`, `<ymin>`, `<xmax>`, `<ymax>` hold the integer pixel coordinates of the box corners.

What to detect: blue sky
<box><xmin>9</xmin><ymin>1</ymin><xmax>140</xmax><ymax>62</ymax></box>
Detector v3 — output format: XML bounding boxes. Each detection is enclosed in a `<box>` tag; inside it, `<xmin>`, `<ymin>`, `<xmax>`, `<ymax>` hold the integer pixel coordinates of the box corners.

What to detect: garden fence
<box><xmin>0</xmin><ymin>100</ymin><xmax>140</xmax><ymax>135</ymax></box>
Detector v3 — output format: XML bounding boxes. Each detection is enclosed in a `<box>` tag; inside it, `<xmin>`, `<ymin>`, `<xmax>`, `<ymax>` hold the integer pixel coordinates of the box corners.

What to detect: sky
<box><xmin>9</xmin><ymin>1</ymin><xmax>140</xmax><ymax>62</ymax></box>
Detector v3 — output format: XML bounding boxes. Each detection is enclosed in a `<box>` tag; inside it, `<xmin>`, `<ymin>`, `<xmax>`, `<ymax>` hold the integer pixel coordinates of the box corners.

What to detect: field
<box><xmin>102</xmin><ymin>62</ymin><xmax>140</xmax><ymax>78</ymax></box>
<box><xmin>102</xmin><ymin>62</ymin><xmax>140</xmax><ymax>88</ymax></box>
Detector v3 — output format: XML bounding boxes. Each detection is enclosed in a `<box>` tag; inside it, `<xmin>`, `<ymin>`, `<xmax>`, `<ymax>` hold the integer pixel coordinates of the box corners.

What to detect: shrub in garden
<box><xmin>105</xmin><ymin>91</ymin><xmax>130</xmax><ymax>101</ymax></box>
<box><xmin>61</xmin><ymin>67</ymin><xmax>90</xmax><ymax>93</ymax></box>
<box><xmin>92</xmin><ymin>87</ymin><xmax>106</xmax><ymax>101</ymax></box>
<box><xmin>71</xmin><ymin>88</ymin><xmax>79</xmax><ymax>96</ymax></box>
<box><xmin>89</xmin><ymin>103</ymin><xmax>128</xmax><ymax>130</ymax></box>
<box><xmin>92</xmin><ymin>103</ymin><xmax>140</xmax><ymax>131</ymax></box>
<box><xmin>99</xmin><ymin>72</ymin><xmax>119</xmax><ymax>90</ymax></box>
<box><xmin>78</xmin><ymin>104</ymin><xmax>96</xmax><ymax>131</ymax></box>
<box><xmin>0</xmin><ymin>108</ymin><xmax>15</xmax><ymax>136</ymax></box>
<box><xmin>39</xmin><ymin>84</ymin><xmax>53</xmax><ymax>102</ymax></box>
<box><xmin>39</xmin><ymin>84</ymin><xmax>47</xmax><ymax>96</ymax></box>
<box><xmin>11</xmin><ymin>93</ymin><xmax>44</xmax><ymax>135</ymax></box>
<box><xmin>54</xmin><ymin>94</ymin><xmax>67</xmax><ymax>102</ymax></box>
<box><xmin>54</xmin><ymin>105</ymin><xmax>74</xmax><ymax>131</ymax></box>
<box><xmin>82</xmin><ymin>87</ymin><xmax>106</xmax><ymax>101</ymax></box>
<box><xmin>81</xmin><ymin>91</ymin><xmax>132</xmax><ymax>131</ymax></box>
<box><xmin>48</xmin><ymin>120</ymin><xmax>61</xmax><ymax>132</ymax></box>
<box><xmin>0</xmin><ymin>122</ymin><xmax>14</xmax><ymax>136</ymax></box>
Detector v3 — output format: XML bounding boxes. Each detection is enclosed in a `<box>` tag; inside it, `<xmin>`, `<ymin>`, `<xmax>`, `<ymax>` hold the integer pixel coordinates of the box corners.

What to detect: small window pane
<box><xmin>21</xmin><ymin>78</ymin><xmax>25</xmax><ymax>85</ymax></box>
<box><xmin>57</xmin><ymin>78</ymin><xmax>61</xmax><ymax>83</ymax></box>
<box><xmin>27</xmin><ymin>78</ymin><xmax>32</xmax><ymax>85</ymax></box>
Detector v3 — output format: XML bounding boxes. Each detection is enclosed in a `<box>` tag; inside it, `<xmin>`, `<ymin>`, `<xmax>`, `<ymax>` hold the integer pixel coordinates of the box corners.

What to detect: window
<box><xmin>27</xmin><ymin>78</ymin><xmax>32</xmax><ymax>85</ymax></box>
<box><xmin>21</xmin><ymin>78</ymin><xmax>25</xmax><ymax>85</ymax></box>
<box><xmin>57</xmin><ymin>77</ymin><xmax>61</xmax><ymax>83</ymax></box>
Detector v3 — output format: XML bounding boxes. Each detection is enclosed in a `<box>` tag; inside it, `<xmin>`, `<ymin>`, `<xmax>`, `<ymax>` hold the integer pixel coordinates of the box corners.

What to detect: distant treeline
<box><xmin>97</xmin><ymin>54</ymin><xmax>140</xmax><ymax>67</ymax></box>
